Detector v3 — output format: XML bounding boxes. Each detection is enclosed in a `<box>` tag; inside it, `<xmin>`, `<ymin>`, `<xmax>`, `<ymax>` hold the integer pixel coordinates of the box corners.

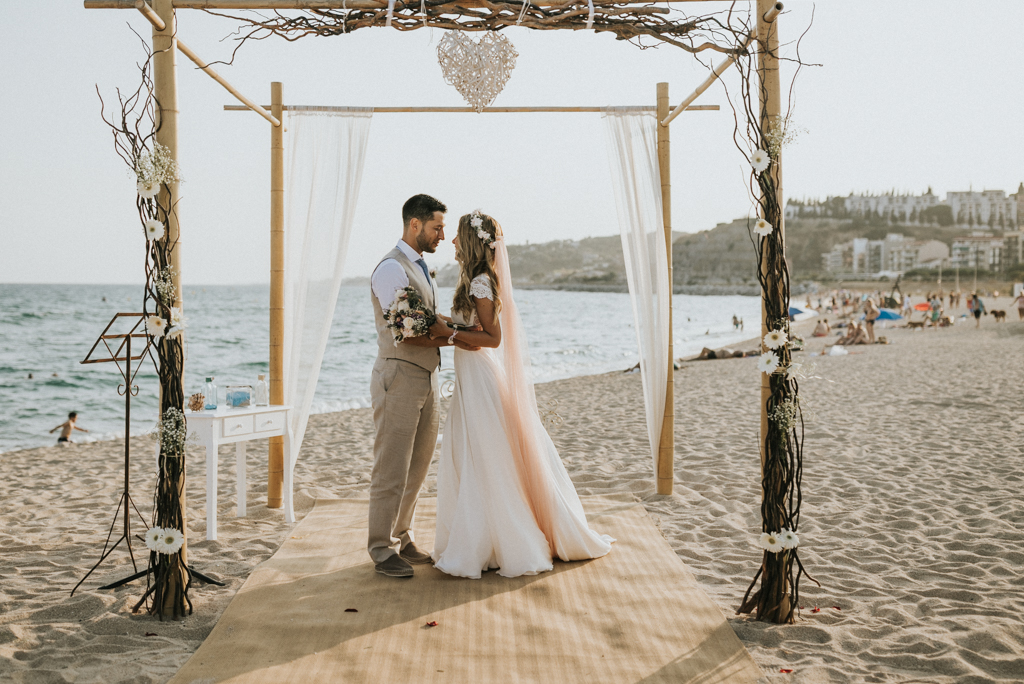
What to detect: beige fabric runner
<box><xmin>169</xmin><ymin>496</ymin><xmax>762</xmax><ymax>684</ymax></box>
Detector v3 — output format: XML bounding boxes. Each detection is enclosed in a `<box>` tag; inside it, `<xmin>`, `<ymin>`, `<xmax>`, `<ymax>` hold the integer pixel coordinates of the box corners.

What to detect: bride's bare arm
<box><xmin>437</xmin><ymin>297</ymin><xmax>501</xmax><ymax>349</ymax></box>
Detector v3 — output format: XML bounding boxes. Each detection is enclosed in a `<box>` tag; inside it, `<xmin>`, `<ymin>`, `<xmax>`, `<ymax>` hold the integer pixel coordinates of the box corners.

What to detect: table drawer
<box><xmin>255</xmin><ymin>411</ymin><xmax>286</xmax><ymax>433</ymax></box>
<box><xmin>221</xmin><ymin>415</ymin><xmax>254</xmax><ymax>439</ymax></box>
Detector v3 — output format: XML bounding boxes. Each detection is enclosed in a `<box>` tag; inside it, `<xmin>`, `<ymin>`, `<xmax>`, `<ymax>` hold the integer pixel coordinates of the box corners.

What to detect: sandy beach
<box><xmin>2</xmin><ymin>315</ymin><xmax>1022</xmax><ymax>683</ymax></box>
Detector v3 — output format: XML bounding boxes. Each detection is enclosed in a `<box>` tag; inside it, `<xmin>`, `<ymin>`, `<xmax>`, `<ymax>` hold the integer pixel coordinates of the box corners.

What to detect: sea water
<box><xmin>0</xmin><ymin>284</ymin><xmax>761</xmax><ymax>453</ymax></box>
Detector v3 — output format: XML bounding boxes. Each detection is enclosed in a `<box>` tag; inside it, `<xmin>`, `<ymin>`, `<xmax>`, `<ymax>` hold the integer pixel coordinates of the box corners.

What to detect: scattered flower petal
<box><xmin>780</xmin><ymin>669</ymin><xmax>793</xmax><ymax>674</ymax></box>
<box><xmin>425</xmin><ymin>621</ymin><xmax>439</xmax><ymax>627</ymax></box>
<box><xmin>345</xmin><ymin>608</ymin><xmax>358</xmax><ymax>613</ymax></box>
<box><xmin>811</xmin><ymin>607</ymin><xmax>821</xmax><ymax>613</ymax></box>
<box><xmin>145</xmin><ymin>632</ymin><xmax>158</xmax><ymax>637</ymax></box>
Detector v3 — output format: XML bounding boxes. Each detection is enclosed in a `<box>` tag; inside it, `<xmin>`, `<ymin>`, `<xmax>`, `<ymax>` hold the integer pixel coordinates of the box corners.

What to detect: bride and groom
<box><xmin>367</xmin><ymin>194</ymin><xmax>613</xmax><ymax>579</ymax></box>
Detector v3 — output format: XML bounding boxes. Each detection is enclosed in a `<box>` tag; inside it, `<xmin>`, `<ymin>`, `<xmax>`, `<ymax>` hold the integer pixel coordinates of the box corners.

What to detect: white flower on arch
<box><xmin>160</xmin><ymin>528</ymin><xmax>184</xmax><ymax>555</ymax></box>
<box><xmin>780</xmin><ymin>529</ymin><xmax>800</xmax><ymax>549</ymax></box>
<box><xmin>145</xmin><ymin>219</ymin><xmax>164</xmax><ymax>241</ymax></box>
<box><xmin>145</xmin><ymin>314</ymin><xmax>167</xmax><ymax>339</ymax></box>
<box><xmin>751</xmin><ymin>149</ymin><xmax>770</xmax><ymax>173</ymax></box>
<box><xmin>757</xmin><ymin>351</ymin><xmax>780</xmax><ymax>375</ymax></box>
<box><xmin>137</xmin><ymin>179</ymin><xmax>160</xmax><ymax>199</ymax></box>
<box><xmin>754</xmin><ymin>218</ymin><xmax>773</xmax><ymax>237</ymax></box>
<box><xmin>763</xmin><ymin>329</ymin><xmax>788</xmax><ymax>350</ymax></box>
<box><xmin>145</xmin><ymin>527</ymin><xmax>164</xmax><ymax>553</ymax></box>
<box><xmin>759</xmin><ymin>531</ymin><xmax>784</xmax><ymax>553</ymax></box>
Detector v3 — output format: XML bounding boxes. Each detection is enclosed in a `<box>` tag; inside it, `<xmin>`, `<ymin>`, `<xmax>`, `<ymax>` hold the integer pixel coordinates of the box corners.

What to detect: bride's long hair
<box><xmin>452</xmin><ymin>212</ymin><xmax>503</xmax><ymax>318</ymax></box>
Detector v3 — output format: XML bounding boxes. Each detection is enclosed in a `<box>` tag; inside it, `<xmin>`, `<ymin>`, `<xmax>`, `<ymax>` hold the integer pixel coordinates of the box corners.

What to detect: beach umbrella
<box><xmin>788</xmin><ymin>305</ymin><xmax>818</xmax><ymax>321</ymax></box>
<box><xmin>913</xmin><ymin>303</ymin><xmax>931</xmax><ymax>311</ymax></box>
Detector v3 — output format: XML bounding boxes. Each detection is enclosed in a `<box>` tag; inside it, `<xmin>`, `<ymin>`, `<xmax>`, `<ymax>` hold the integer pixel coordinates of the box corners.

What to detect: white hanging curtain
<box><xmin>603</xmin><ymin>107</ymin><xmax>671</xmax><ymax>473</ymax></box>
<box><xmin>283</xmin><ymin>107</ymin><xmax>373</xmax><ymax>472</ymax></box>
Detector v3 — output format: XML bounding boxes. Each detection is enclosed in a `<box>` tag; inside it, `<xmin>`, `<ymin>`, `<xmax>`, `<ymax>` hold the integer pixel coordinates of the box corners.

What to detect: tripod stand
<box><xmin>73</xmin><ymin>313</ymin><xmax>225</xmax><ymax>595</ymax></box>
<box><xmin>73</xmin><ymin>314</ymin><xmax>153</xmax><ymax>596</ymax></box>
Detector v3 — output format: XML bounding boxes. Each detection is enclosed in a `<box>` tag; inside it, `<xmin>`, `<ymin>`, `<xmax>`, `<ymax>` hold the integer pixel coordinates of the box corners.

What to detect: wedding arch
<box><xmin>85</xmin><ymin>0</ymin><xmax>806</xmax><ymax>626</ymax></box>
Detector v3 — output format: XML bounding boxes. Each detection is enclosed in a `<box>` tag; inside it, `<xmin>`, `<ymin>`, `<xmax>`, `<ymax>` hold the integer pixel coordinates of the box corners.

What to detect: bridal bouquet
<box><xmin>386</xmin><ymin>286</ymin><xmax>436</xmax><ymax>346</ymax></box>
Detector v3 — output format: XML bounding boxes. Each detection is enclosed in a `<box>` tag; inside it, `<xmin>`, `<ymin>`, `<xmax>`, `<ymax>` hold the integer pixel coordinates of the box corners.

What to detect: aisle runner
<box><xmin>169</xmin><ymin>496</ymin><xmax>762</xmax><ymax>684</ymax></box>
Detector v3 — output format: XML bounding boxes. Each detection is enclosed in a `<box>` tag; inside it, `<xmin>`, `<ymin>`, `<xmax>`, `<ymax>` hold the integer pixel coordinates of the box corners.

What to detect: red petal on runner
<box><xmin>426</xmin><ymin>621</ymin><xmax>439</xmax><ymax>627</ymax></box>
<box><xmin>345</xmin><ymin>608</ymin><xmax>358</xmax><ymax>613</ymax></box>
<box><xmin>811</xmin><ymin>607</ymin><xmax>821</xmax><ymax>613</ymax></box>
<box><xmin>780</xmin><ymin>669</ymin><xmax>794</xmax><ymax>674</ymax></box>
<box><xmin>833</xmin><ymin>606</ymin><xmax>842</xmax><ymax>611</ymax></box>
<box><xmin>145</xmin><ymin>632</ymin><xmax>158</xmax><ymax>637</ymax></box>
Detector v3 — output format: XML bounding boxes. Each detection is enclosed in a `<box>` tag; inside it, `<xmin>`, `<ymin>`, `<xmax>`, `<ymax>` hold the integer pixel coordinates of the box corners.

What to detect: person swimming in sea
<box><xmin>50</xmin><ymin>412</ymin><xmax>88</xmax><ymax>445</ymax></box>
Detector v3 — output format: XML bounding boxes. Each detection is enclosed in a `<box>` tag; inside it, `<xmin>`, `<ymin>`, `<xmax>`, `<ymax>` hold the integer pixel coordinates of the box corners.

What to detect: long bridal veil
<box><xmin>491</xmin><ymin>240</ymin><xmax>613</xmax><ymax>560</ymax></box>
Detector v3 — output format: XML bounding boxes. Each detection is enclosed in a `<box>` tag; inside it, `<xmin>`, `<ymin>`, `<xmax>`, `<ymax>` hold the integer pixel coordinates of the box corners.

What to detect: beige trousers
<box><xmin>367</xmin><ymin>358</ymin><xmax>439</xmax><ymax>564</ymax></box>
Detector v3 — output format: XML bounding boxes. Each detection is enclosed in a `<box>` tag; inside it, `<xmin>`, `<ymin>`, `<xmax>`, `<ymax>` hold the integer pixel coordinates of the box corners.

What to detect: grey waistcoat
<box><xmin>370</xmin><ymin>247</ymin><xmax>441</xmax><ymax>372</ymax></box>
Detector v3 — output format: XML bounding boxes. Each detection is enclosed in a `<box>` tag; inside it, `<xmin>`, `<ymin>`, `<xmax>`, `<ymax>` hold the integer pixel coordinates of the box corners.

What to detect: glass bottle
<box><xmin>255</xmin><ymin>374</ymin><xmax>269</xmax><ymax>406</ymax></box>
<box><xmin>203</xmin><ymin>377</ymin><xmax>217</xmax><ymax>410</ymax></box>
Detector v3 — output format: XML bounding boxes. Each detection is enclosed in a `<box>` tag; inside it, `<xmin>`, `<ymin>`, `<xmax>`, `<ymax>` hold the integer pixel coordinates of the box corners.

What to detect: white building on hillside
<box><xmin>946</xmin><ymin>190</ymin><xmax>1018</xmax><ymax>229</ymax></box>
<box><xmin>951</xmin><ymin>235</ymin><xmax>1005</xmax><ymax>270</ymax></box>
<box><xmin>822</xmin><ymin>234</ymin><xmax>949</xmax><ymax>276</ymax></box>
<box><xmin>844</xmin><ymin>190</ymin><xmax>942</xmax><ymax>221</ymax></box>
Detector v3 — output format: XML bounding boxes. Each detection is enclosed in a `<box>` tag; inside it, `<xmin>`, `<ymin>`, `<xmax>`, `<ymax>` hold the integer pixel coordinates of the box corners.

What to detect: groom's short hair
<box><xmin>403</xmin><ymin>194</ymin><xmax>447</xmax><ymax>228</ymax></box>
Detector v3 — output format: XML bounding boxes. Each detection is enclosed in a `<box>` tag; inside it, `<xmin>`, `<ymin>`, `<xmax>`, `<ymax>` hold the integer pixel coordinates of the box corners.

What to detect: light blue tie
<box><xmin>415</xmin><ymin>258</ymin><xmax>431</xmax><ymax>284</ymax></box>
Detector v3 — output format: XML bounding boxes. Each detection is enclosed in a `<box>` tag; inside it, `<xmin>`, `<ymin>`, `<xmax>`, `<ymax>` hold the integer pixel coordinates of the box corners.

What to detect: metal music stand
<box><xmin>72</xmin><ymin>313</ymin><xmax>156</xmax><ymax>595</ymax></box>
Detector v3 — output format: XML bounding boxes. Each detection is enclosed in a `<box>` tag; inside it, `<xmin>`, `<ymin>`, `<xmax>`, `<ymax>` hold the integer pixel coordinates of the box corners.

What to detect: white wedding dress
<box><xmin>432</xmin><ymin>267</ymin><xmax>614</xmax><ymax>579</ymax></box>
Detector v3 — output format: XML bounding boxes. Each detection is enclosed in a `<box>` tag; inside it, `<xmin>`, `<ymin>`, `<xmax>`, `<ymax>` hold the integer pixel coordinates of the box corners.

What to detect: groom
<box><xmin>368</xmin><ymin>194</ymin><xmax>476</xmax><ymax>578</ymax></box>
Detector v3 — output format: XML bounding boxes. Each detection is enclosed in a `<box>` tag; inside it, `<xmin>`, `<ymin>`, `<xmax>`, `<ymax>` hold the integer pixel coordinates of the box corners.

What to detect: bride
<box><xmin>428</xmin><ymin>210</ymin><xmax>613</xmax><ymax>579</ymax></box>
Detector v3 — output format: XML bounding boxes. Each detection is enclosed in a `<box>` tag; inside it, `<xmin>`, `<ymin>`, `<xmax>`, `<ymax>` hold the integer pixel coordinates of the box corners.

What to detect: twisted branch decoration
<box><xmin>97</xmin><ymin>30</ymin><xmax>192</xmax><ymax>621</ymax></box>
<box><xmin>203</xmin><ymin>1</ymin><xmax>748</xmax><ymax>60</ymax></box>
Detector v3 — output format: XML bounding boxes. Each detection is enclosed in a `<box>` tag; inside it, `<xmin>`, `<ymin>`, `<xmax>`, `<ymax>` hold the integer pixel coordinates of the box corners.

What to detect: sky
<box><xmin>1</xmin><ymin>1</ymin><xmax>1022</xmax><ymax>284</ymax></box>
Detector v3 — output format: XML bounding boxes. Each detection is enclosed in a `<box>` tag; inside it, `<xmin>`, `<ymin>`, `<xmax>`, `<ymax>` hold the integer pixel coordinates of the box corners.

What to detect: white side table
<box><xmin>186</xmin><ymin>405</ymin><xmax>294</xmax><ymax>540</ymax></box>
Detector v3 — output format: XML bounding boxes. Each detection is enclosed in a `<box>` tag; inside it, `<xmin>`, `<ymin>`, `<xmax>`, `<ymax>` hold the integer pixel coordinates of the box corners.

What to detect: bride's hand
<box><xmin>429</xmin><ymin>319</ymin><xmax>452</xmax><ymax>338</ymax></box>
<box><xmin>436</xmin><ymin>313</ymin><xmax>453</xmax><ymax>324</ymax></box>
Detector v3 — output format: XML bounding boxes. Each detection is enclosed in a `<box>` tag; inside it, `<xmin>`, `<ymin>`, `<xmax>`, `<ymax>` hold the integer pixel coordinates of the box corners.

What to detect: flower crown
<box><xmin>470</xmin><ymin>209</ymin><xmax>499</xmax><ymax>250</ymax></box>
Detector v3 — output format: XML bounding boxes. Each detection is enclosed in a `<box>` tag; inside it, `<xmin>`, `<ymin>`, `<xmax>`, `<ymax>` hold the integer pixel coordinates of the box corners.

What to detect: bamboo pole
<box><xmin>267</xmin><ymin>82</ymin><xmax>285</xmax><ymax>509</ymax></box>
<box><xmin>224</xmin><ymin>105</ymin><xmax>719</xmax><ymax>114</ymax></box>
<box><xmin>661</xmin><ymin>3</ymin><xmax>779</xmax><ymax>127</ymax></box>
<box><xmin>134</xmin><ymin>2</ymin><xmax>281</xmax><ymax>127</ymax></box>
<box><xmin>757</xmin><ymin>0</ymin><xmax>782</xmax><ymax>473</ymax></box>
<box><xmin>656</xmin><ymin>82</ymin><xmax>674</xmax><ymax>495</ymax></box>
<box><xmin>152</xmin><ymin>0</ymin><xmax>189</xmax><ymax>616</ymax></box>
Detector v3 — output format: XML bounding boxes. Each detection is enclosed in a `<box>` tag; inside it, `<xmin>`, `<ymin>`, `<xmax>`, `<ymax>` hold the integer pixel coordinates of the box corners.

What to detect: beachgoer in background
<box><xmin>929</xmin><ymin>296</ymin><xmax>943</xmax><ymax>326</ymax></box>
<box><xmin>732</xmin><ymin>314</ymin><xmax>740</xmax><ymax>330</ymax></box>
<box><xmin>1015</xmin><ymin>292</ymin><xmax>1024</xmax><ymax>320</ymax></box>
<box><xmin>901</xmin><ymin>294</ymin><xmax>912</xmax><ymax>318</ymax></box>
<box><xmin>971</xmin><ymin>293</ymin><xmax>986</xmax><ymax>328</ymax></box>
<box><xmin>50</xmin><ymin>412</ymin><xmax>88</xmax><ymax>445</ymax></box>
<box><xmin>863</xmin><ymin>298</ymin><xmax>880</xmax><ymax>343</ymax></box>
<box><xmin>812</xmin><ymin>318</ymin><xmax>830</xmax><ymax>337</ymax></box>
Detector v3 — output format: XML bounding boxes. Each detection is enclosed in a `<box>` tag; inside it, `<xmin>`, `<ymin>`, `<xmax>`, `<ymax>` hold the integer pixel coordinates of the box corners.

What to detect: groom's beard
<box><xmin>417</xmin><ymin>234</ymin><xmax>436</xmax><ymax>253</ymax></box>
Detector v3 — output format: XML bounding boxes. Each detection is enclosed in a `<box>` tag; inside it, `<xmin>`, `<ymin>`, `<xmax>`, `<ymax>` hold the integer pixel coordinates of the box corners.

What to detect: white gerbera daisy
<box><xmin>145</xmin><ymin>527</ymin><xmax>165</xmax><ymax>553</ymax></box>
<box><xmin>144</xmin><ymin>218</ymin><xmax>164</xmax><ymax>241</ymax></box>
<box><xmin>754</xmin><ymin>218</ymin><xmax>773</xmax><ymax>237</ymax></box>
<box><xmin>750</xmin><ymin>149</ymin><xmax>770</xmax><ymax>173</ymax></box>
<box><xmin>756</xmin><ymin>351</ymin><xmax>780</xmax><ymax>375</ymax></box>
<box><xmin>160</xmin><ymin>527</ymin><xmax>184</xmax><ymax>555</ymax></box>
<box><xmin>137</xmin><ymin>179</ymin><xmax>161</xmax><ymax>199</ymax></box>
<box><xmin>169</xmin><ymin>306</ymin><xmax>185</xmax><ymax>328</ymax></box>
<box><xmin>780</xmin><ymin>529</ymin><xmax>800</xmax><ymax>549</ymax></box>
<box><xmin>763</xmin><ymin>329</ymin><xmax>788</xmax><ymax>350</ymax></box>
<box><xmin>145</xmin><ymin>314</ymin><xmax>166</xmax><ymax>339</ymax></box>
<box><xmin>759</xmin><ymin>531</ymin><xmax>785</xmax><ymax>553</ymax></box>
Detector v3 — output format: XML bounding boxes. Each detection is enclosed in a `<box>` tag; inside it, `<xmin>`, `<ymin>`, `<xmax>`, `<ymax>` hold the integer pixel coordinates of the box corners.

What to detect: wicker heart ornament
<box><xmin>437</xmin><ymin>31</ymin><xmax>518</xmax><ymax>113</ymax></box>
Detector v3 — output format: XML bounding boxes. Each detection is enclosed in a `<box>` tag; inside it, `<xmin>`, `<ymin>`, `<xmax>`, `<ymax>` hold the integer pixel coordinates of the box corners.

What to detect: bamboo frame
<box><xmin>656</xmin><ymin>82</ymin><xmax>674</xmax><ymax>496</ymax></box>
<box><xmin>133</xmin><ymin>1</ymin><xmax>281</xmax><ymax>127</ymax></box>
<box><xmin>267</xmin><ymin>82</ymin><xmax>285</xmax><ymax>508</ymax></box>
<box><xmin>224</xmin><ymin>105</ymin><xmax>718</xmax><ymax>113</ymax></box>
<box><xmin>661</xmin><ymin>2</ymin><xmax>781</xmax><ymax>127</ymax></box>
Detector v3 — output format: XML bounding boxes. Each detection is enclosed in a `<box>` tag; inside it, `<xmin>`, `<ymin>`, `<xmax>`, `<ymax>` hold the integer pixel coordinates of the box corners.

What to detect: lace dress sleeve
<box><xmin>469</xmin><ymin>274</ymin><xmax>494</xmax><ymax>300</ymax></box>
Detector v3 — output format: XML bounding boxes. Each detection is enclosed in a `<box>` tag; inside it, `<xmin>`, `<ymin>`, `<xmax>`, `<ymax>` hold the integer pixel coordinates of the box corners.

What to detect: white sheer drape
<box><xmin>283</xmin><ymin>108</ymin><xmax>373</xmax><ymax>474</ymax></box>
<box><xmin>603</xmin><ymin>108</ymin><xmax>670</xmax><ymax>473</ymax></box>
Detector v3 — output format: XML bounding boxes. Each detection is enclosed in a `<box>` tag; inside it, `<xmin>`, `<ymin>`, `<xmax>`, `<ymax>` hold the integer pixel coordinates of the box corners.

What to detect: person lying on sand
<box><xmin>49</xmin><ymin>412</ymin><xmax>88</xmax><ymax>445</ymax></box>
<box><xmin>812</xmin><ymin>319</ymin><xmax>830</xmax><ymax>337</ymax></box>
<box><xmin>836</xmin><ymin>322</ymin><xmax>869</xmax><ymax>346</ymax></box>
<box><xmin>696</xmin><ymin>347</ymin><xmax>757</xmax><ymax>360</ymax></box>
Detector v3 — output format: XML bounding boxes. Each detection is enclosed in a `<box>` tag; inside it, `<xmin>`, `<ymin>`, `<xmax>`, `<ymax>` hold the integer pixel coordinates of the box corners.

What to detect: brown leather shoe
<box><xmin>374</xmin><ymin>554</ymin><xmax>414</xmax><ymax>578</ymax></box>
<box><xmin>399</xmin><ymin>542</ymin><xmax>433</xmax><ymax>565</ymax></box>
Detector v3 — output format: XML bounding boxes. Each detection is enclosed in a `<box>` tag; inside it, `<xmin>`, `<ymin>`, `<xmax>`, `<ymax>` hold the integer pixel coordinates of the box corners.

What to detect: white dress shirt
<box><xmin>371</xmin><ymin>240</ymin><xmax>431</xmax><ymax>310</ymax></box>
